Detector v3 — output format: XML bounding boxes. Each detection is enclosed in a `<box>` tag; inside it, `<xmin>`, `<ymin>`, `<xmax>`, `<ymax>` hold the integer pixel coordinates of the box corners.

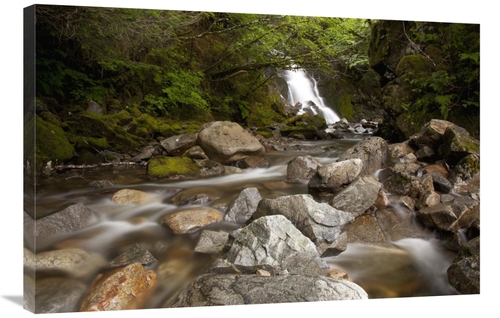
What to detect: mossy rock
<box><xmin>74</xmin><ymin>136</ymin><xmax>110</xmax><ymax>152</ymax></box>
<box><xmin>246</xmin><ymin>102</ymin><xmax>285</xmax><ymax>128</ymax></box>
<box><xmin>281</xmin><ymin>114</ymin><xmax>327</xmax><ymax>139</ymax></box>
<box><xmin>65</xmin><ymin>112</ymin><xmax>145</xmax><ymax>153</ymax></box>
<box><xmin>283</xmin><ymin>114</ymin><xmax>327</xmax><ymax>129</ymax></box>
<box><xmin>24</xmin><ymin>115</ymin><xmax>76</xmax><ymax>173</ymax></box>
<box><xmin>146</xmin><ymin>156</ymin><xmax>201</xmax><ymax>179</ymax></box>
<box><xmin>337</xmin><ymin>94</ymin><xmax>354</xmax><ymax>121</ymax></box>
<box><xmin>396</xmin><ymin>54</ymin><xmax>434</xmax><ymax>78</ymax></box>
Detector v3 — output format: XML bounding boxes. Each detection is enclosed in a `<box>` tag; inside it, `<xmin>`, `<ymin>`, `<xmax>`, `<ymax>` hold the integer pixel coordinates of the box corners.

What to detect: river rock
<box><xmin>345</xmin><ymin>215</ymin><xmax>386</xmax><ymax>243</ymax></box>
<box><xmin>415</xmin><ymin>195</ymin><xmax>479</xmax><ymax>232</ymax></box>
<box><xmin>197</xmin><ymin>159</ymin><xmax>226</xmax><ymax>177</ymax></box>
<box><xmin>409</xmin><ymin>119</ymin><xmax>470</xmax><ymax>152</ymax></box>
<box><xmin>79</xmin><ymin>263</ymin><xmax>157</xmax><ymax>311</ymax></box>
<box><xmin>161</xmin><ymin>207</ymin><xmax>223</xmax><ymax>234</ymax></box>
<box><xmin>23</xmin><ymin>202</ymin><xmax>97</xmax><ymax>238</ymax></box>
<box><xmin>197</xmin><ymin>121</ymin><xmax>265</xmax><ymax>165</ymax></box>
<box><xmin>169</xmin><ymin>273</ymin><xmax>368</xmax><ymax>307</ymax></box>
<box><xmin>250</xmin><ymin>194</ymin><xmax>354</xmax><ymax>256</ymax></box>
<box><xmin>35</xmin><ymin>277</ymin><xmax>87</xmax><ymax>313</ymax></box>
<box><xmin>194</xmin><ymin>230</ymin><xmax>229</xmax><ymax>254</ymax></box>
<box><xmin>387</xmin><ymin>141</ymin><xmax>415</xmax><ymax>164</ymax></box>
<box><xmin>374</xmin><ymin>206</ymin><xmax>428</xmax><ymax>241</ymax></box>
<box><xmin>286</xmin><ymin>155</ymin><xmax>322</xmax><ymax>183</ymax></box>
<box><xmin>337</xmin><ymin>136</ymin><xmax>389</xmax><ymax>176</ymax></box>
<box><xmin>111</xmin><ymin>188</ymin><xmax>152</xmax><ymax>205</ymax></box>
<box><xmin>106</xmin><ymin>244</ymin><xmax>157</xmax><ymax>269</ymax></box>
<box><xmin>441</xmin><ymin>127</ymin><xmax>480</xmax><ymax>165</ymax></box>
<box><xmin>235</xmin><ymin>155</ymin><xmax>270</xmax><ymax>168</ymax></box>
<box><xmin>146</xmin><ymin>156</ymin><xmax>201</xmax><ymax>179</ymax></box>
<box><xmin>31</xmin><ymin>248</ymin><xmax>107</xmax><ymax>278</ymax></box>
<box><xmin>183</xmin><ymin>145</ymin><xmax>208</xmax><ymax>160</ymax></box>
<box><xmin>308</xmin><ymin>158</ymin><xmax>363</xmax><ymax>193</ymax></box>
<box><xmin>329</xmin><ymin>175</ymin><xmax>382</xmax><ymax>217</ymax></box>
<box><xmin>447</xmin><ymin>236</ymin><xmax>479</xmax><ymax>294</ymax></box>
<box><xmin>160</xmin><ymin>133</ymin><xmax>198</xmax><ymax>156</ymax></box>
<box><xmin>89</xmin><ymin>179</ymin><xmax>114</xmax><ymax>189</ymax></box>
<box><xmin>212</xmin><ymin>215</ymin><xmax>329</xmax><ymax>276</ymax></box>
<box><xmin>224</xmin><ymin>187</ymin><xmax>262</xmax><ymax>224</ymax></box>
<box><xmin>448</xmin><ymin>154</ymin><xmax>480</xmax><ymax>194</ymax></box>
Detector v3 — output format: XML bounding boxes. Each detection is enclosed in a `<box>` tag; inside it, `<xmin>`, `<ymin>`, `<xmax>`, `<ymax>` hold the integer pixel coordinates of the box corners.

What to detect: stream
<box><xmin>25</xmin><ymin>134</ymin><xmax>459</xmax><ymax>310</ymax></box>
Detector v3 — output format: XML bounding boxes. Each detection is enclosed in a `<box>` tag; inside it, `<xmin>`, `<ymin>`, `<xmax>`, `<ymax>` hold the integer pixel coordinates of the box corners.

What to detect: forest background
<box><xmin>2</xmin><ymin>1</ymin><xmax>496</xmax><ymax>318</ymax></box>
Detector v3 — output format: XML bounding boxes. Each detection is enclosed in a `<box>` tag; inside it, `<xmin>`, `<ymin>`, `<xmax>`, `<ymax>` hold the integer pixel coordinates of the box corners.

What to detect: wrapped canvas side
<box><xmin>23</xmin><ymin>4</ymin><xmax>36</xmax><ymax>313</ymax></box>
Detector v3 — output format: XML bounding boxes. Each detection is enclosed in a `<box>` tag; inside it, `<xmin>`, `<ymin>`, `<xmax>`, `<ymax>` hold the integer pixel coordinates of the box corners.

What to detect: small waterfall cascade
<box><xmin>281</xmin><ymin>68</ymin><xmax>340</xmax><ymax>124</ymax></box>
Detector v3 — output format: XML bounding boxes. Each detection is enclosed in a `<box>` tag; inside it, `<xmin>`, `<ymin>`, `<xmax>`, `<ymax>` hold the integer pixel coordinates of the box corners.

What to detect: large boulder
<box><xmin>224</xmin><ymin>187</ymin><xmax>262</xmax><ymax>224</ymax></box>
<box><xmin>409</xmin><ymin>119</ymin><xmax>470</xmax><ymax>153</ymax></box>
<box><xmin>197</xmin><ymin>121</ymin><xmax>265</xmax><ymax>165</ymax></box>
<box><xmin>308</xmin><ymin>159</ymin><xmax>363</xmax><ymax>194</ymax></box>
<box><xmin>250</xmin><ymin>194</ymin><xmax>354</xmax><ymax>256</ymax></box>
<box><xmin>337</xmin><ymin>136</ymin><xmax>389</xmax><ymax>176</ymax></box>
<box><xmin>212</xmin><ymin>215</ymin><xmax>329</xmax><ymax>276</ymax></box>
<box><xmin>286</xmin><ymin>155</ymin><xmax>322</xmax><ymax>183</ymax></box>
<box><xmin>329</xmin><ymin>175</ymin><xmax>383</xmax><ymax>217</ymax></box>
<box><xmin>169</xmin><ymin>273</ymin><xmax>368</xmax><ymax>307</ymax></box>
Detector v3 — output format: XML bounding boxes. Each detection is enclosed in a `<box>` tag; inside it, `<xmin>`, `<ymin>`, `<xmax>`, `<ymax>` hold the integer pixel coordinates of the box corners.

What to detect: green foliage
<box><xmin>35</xmin><ymin>5</ymin><xmax>372</xmax><ymax>123</ymax></box>
<box><xmin>399</xmin><ymin>22</ymin><xmax>479</xmax><ymax>123</ymax></box>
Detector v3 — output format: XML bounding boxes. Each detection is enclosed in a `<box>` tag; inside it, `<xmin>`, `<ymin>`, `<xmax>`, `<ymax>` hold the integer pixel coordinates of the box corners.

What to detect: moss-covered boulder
<box><xmin>146</xmin><ymin>156</ymin><xmax>201</xmax><ymax>180</ymax></box>
<box><xmin>281</xmin><ymin>114</ymin><xmax>327</xmax><ymax>139</ymax></box>
<box><xmin>24</xmin><ymin>115</ymin><xmax>76</xmax><ymax>174</ymax></box>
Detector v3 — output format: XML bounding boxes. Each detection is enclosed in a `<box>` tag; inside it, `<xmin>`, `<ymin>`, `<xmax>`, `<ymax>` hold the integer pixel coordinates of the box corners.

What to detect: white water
<box><xmin>281</xmin><ymin>68</ymin><xmax>340</xmax><ymax>124</ymax></box>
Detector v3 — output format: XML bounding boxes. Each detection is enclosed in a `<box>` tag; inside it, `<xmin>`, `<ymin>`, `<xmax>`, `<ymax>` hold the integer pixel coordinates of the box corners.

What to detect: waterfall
<box><xmin>281</xmin><ymin>68</ymin><xmax>340</xmax><ymax>124</ymax></box>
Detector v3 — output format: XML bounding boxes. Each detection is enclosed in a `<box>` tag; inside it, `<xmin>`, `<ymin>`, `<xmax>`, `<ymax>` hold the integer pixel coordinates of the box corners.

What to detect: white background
<box><xmin>1</xmin><ymin>1</ymin><xmax>496</xmax><ymax>317</ymax></box>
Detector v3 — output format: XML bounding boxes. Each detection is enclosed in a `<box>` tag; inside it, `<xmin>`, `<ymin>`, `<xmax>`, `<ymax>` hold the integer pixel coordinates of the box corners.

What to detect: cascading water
<box><xmin>281</xmin><ymin>68</ymin><xmax>340</xmax><ymax>124</ymax></box>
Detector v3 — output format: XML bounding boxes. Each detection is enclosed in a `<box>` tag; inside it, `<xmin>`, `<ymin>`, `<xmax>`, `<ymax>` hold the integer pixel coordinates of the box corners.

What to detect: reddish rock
<box><xmin>79</xmin><ymin>263</ymin><xmax>156</xmax><ymax>311</ymax></box>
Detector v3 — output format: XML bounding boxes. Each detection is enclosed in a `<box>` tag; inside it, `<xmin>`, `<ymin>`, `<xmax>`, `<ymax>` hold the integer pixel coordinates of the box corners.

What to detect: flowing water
<box><xmin>26</xmin><ymin>135</ymin><xmax>459</xmax><ymax>310</ymax></box>
<box><xmin>280</xmin><ymin>68</ymin><xmax>341</xmax><ymax>124</ymax></box>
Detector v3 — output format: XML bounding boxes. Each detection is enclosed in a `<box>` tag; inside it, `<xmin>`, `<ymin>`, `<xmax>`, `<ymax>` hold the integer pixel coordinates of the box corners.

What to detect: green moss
<box><xmin>25</xmin><ymin>115</ymin><xmax>76</xmax><ymax>173</ymax></box>
<box><xmin>396</xmin><ymin>54</ymin><xmax>433</xmax><ymax>77</ymax></box>
<box><xmin>74</xmin><ymin>136</ymin><xmax>110</xmax><ymax>151</ymax></box>
<box><xmin>338</xmin><ymin>95</ymin><xmax>354</xmax><ymax>120</ymax></box>
<box><xmin>147</xmin><ymin>156</ymin><xmax>201</xmax><ymax>179</ymax></box>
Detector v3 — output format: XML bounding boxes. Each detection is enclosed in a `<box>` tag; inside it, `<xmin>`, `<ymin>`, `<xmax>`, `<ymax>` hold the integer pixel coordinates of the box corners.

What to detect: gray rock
<box><xmin>35</xmin><ymin>277</ymin><xmax>87</xmax><ymax>313</ymax></box>
<box><xmin>337</xmin><ymin>136</ymin><xmax>389</xmax><ymax>176</ymax></box>
<box><xmin>169</xmin><ymin>273</ymin><xmax>368</xmax><ymax>307</ymax></box>
<box><xmin>213</xmin><ymin>215</ymin><xmax>329</xmax><ymax>276</ymax></box>
<box><xmin>250</xmin><ymin>194</ymin><xmax>354</xmax><ymax>256</ymax></box>
<box><xmin>160</xmin><ymin>133</ymin><xmax>198</xmax><ymax>156</ymax></box>
<box><xmin>24</xmin><ymin>203</ymin><xmax>97</xmax><ymax>238</ymax></box>
<box><xmin>329</xmin><ymin>175</ymin><xmax>382</xmax><ymax>217</ymax></box>
<box><xmin>441</xmin><ymin>127</ymin><xmax>479</xmax><ymax>165</ymax></box>
<box><xmin>194</xmin><ymin>230</ymin><xmax>230</xmax><ymax>254</ymax></box>
<box><xmin>447</xmin><ymin>236</ymin><xmax>479</xmax><ymax>294</ymax></box>
<box><xmin>197</xmin><ymin>121</ymin><xmax>265</xmax><ymax>165</ymax></box>
<box><xmin>286</xmin><ymin>155</ymin><xmax>322</xmax><ymax>183</ymax></box>
<box><xmin>106</xmin><ymin>244</ymin><xmax>157</xmax><ymax>268</ymax></box>
<box><xmin>308</xmin><ymin>158</ymin><xmax>363</xmax><ymax>193</ymax></box>
<box><xmin>31</xmin><ymin>248</ymin><xmax>107</xmax><ymax>278</ymax></box>
<box><xmin>224</xmin><ymin>187</ymin><xmax>262</xmax><ymax>224</ymax></box>
<box><xmin>416</xmin><ymin>195</ymin><xmax>479</xmax><ymax>232</ymax></box>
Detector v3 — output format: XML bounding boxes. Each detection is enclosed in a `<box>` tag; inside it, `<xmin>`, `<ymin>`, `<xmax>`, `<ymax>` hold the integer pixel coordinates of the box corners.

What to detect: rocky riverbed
<box><xmin>24</xmin><ymin>118</ymin><xmax>480</xmax><ymax>313</ymax></box>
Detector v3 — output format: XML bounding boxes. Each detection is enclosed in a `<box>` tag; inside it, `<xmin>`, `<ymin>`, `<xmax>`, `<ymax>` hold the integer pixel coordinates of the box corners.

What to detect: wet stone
<box><xmin>106</xmin><ymin>244</ymin><xmax>158</xmax><ymax>269</ymax></box>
